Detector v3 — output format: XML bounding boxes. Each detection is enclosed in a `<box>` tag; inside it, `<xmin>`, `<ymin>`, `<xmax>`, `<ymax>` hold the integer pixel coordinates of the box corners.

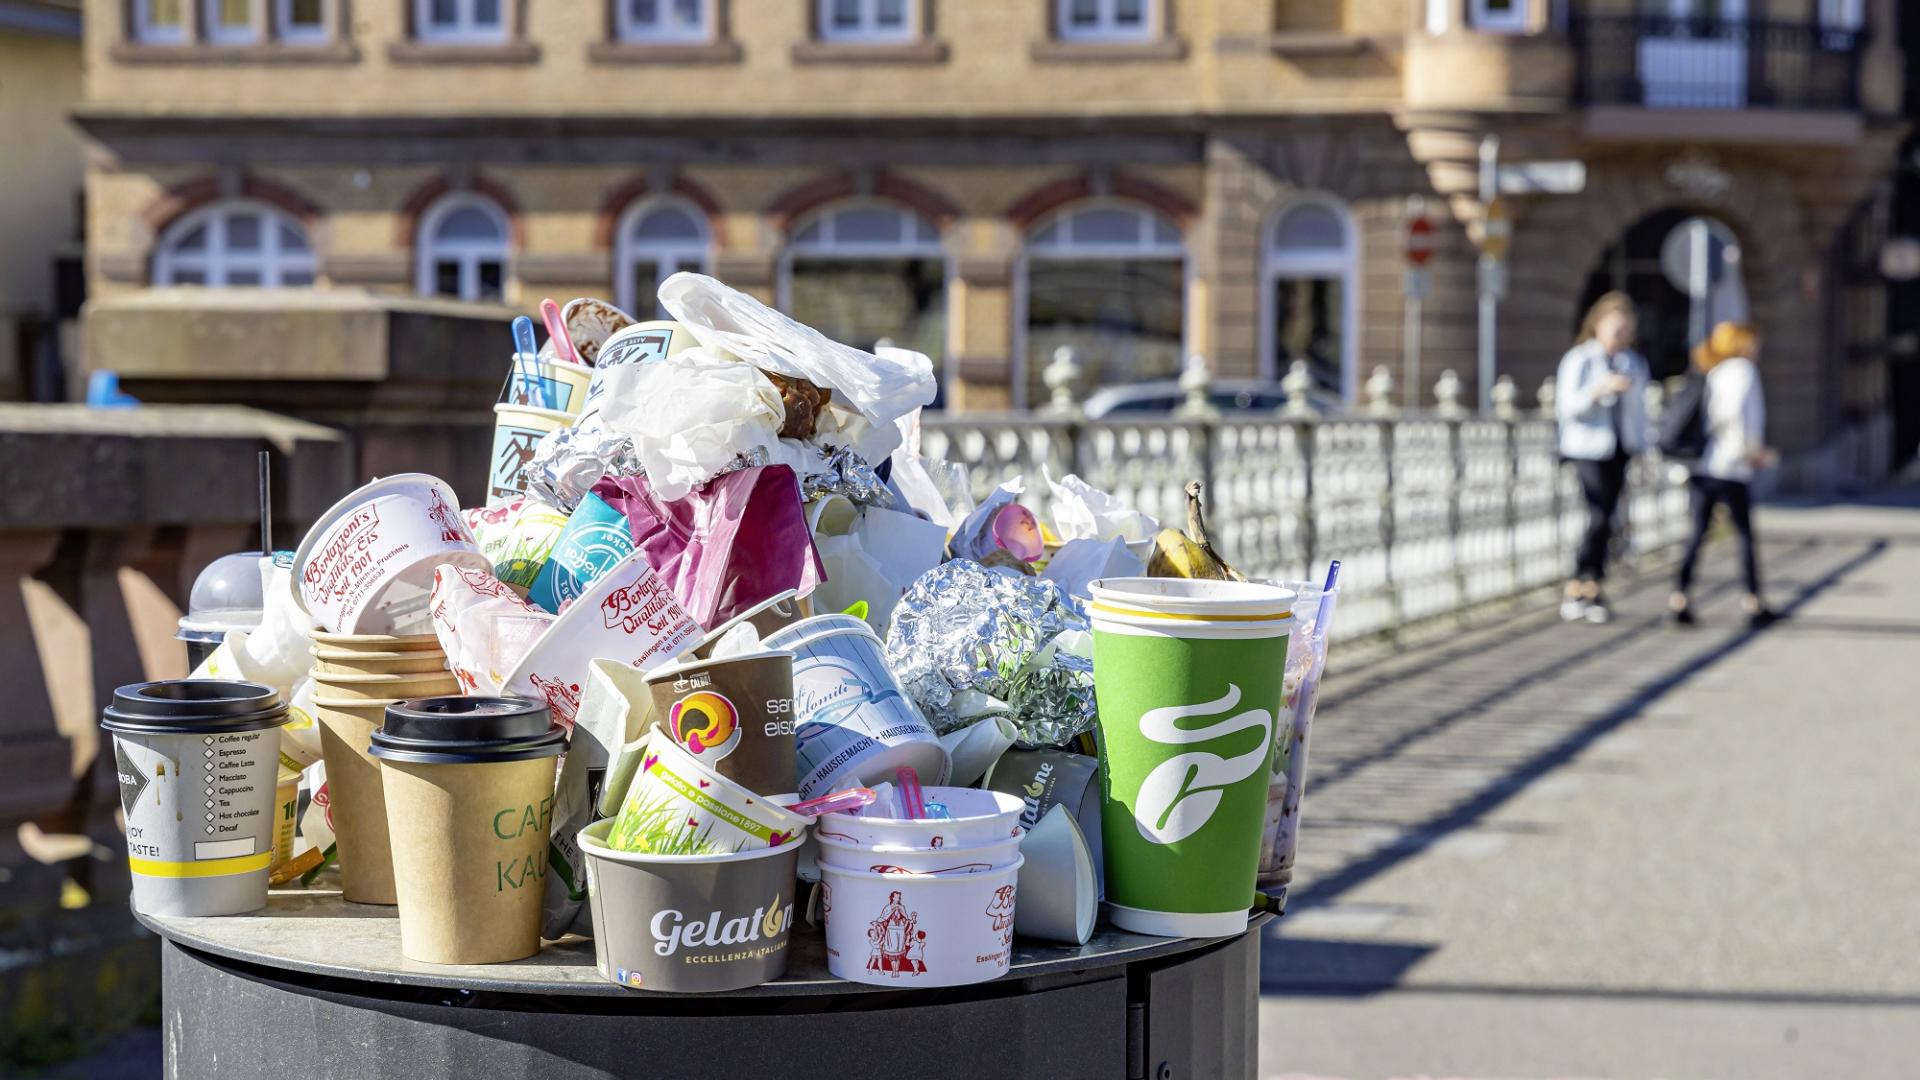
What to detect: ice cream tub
<box><xmin>813</xmin><ymin>787</ymin><xmax>1022</xmax><ymax>851</ymax></box>
<box><xmin>689</xmin><ymin>590</ymin><xmax>808</xmax><ymax>660</ymax></box>
<box><xmin>760</xmin><ymin>615</ymin><xmax>949</xmax><ymax>800</ymax></box>
<box><xmin>579</xmin><ymin>819</ymin><xmax>801</xmax><ymax>993</ymax></box>
<box><xmin>814</xmin><ymin>832</ymin><xmax>1020</xmax><ymax>876</ymax></box>
<box><xmin>293</xmin><ymin>474</ymin><xmax>487</xmax><ymax>637</ymax></box>
<box><xmin>644</xmin><ymin>650</ymin><xmax>796</xmax><ymax>796</ymax></box>
<box><xmin>820</xmin><ymin>856</ymin><xmax>1021</xmax><ymax>988</ymax></box>
<box><xmin>102</xmin><ymin>680</ymin><xmax>289</xmax><ymax>917</ymax></box>
<box><xmin>504</xmin><ymin>548</ymin><xmax>703</xmax><ymax>731</ymax></box>
<box><xmin>577</xmin><ymin>320</ymin><xmax>695</xmax><ymax>423</ymax></box>
<box><xmin>489</xmin><ymin>404</ymin><xmax>571</xmax><ymax>503</ymax></box>
<box><xmin>504</xmin><ymin>356</ymin><xmax>595</xmax><ymax>416</ymax></box>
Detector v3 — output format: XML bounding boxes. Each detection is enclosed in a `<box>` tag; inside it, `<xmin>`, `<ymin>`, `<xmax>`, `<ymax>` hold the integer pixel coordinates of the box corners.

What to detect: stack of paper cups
<box><xmin>307</xmin><ymin>631</ymin><xmax>459</xmax><ymax>905</ymax></box>
<box><xmin>814</xmin><ymin>787</ymin><xmax>1024</xmax><ymax>988</ymax></box>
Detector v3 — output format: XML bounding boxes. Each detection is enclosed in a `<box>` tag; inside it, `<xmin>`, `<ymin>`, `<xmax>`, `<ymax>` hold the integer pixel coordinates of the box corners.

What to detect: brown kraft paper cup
<box><xmin>371</xmin><ymin>696</ymin><xmax>566</xmax><ymax>965</ymax></box>
<box><xmin>644</xmin><ymin>651</ymin><xmax>796</xmax><ymax>796</ymax></box>
<box><xmin>308</xmin><ymin>670</ymin><xmax>461</xmax><ymax>703</ymax></box>
<box><xmin>310</xmin><ymin>647</ymin><xmax>451</xmax><ymax>677</ymax></box>
<box><xmin>312</xmin><ymin>697</ymin><xmax>399</xmax><ymax>904</ymax></box>
<box><xmin>311</xmin><ymin>631</ymin><xmax>443</xmax><ymax>653</ymax></box>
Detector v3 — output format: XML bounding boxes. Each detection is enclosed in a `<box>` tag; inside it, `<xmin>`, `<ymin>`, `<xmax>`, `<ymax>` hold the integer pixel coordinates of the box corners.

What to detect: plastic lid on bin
<box><xmin>177</xmin><ymin>552</ymin><xmax>267</xmax><ymax>640</ymax></box>
<box><xmin>369</xmin><ymin>696</ymin><xmax>566</xmax><ymax>765</ymax></box>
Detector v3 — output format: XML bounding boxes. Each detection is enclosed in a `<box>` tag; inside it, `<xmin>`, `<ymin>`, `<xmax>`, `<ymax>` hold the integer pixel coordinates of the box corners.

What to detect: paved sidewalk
<box><xmin>1259</xmin><ymin>488</ymin><xmax>1920</xmax><ymax>1079</ymax></box>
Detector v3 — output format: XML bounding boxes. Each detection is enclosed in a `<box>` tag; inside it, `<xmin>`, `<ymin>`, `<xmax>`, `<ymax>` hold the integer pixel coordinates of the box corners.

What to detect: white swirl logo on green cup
<box><xmin>1087</xmin><ymin>577</ymin><xmax>1294</xmax><ymax>939</ymax></box>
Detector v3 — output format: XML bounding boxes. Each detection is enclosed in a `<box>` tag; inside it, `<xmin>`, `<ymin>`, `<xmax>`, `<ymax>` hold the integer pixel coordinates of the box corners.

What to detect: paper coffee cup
<box><xmin>608</xmin><ymin>731</ymin><xmax>808</xmax><ymax>855</ymax></box>
<box><xmin>504</xmin><ymin>356</ymin><xmax>595</xmax><ymax>416</ymax></box>
<box><xmin>489</xmin><ymin>404</ymin><xmax>571</xmax><ymax>503</ymax></box>
<box><xmin>1013</xmin><ymin>805</ymin><xmax>1098</xmax><ymax>945</ymax></box>
<box><xmin>814</xmin><ymin>787</ymin><xmax>1022</xmax><ymax>851</ymax></box>
<box><xmin>102</xmin><ymin>680</ymin><xmax>289</xmax><ymax>917</ymax></box>
<box><xmin>820</xmin><ymin>856</ymin><xmax>1021</xmax><ymax>988</ymax></box>
<box><xmin>689</xmin><ymin>590</ymin><xmax>808</xmax><ymax>660</ymax></box>
<box><xmin>371</xmin><ymin>696</ymin><xmax>566</xmax><ymax>965</ymax></box>
<box><xmin>1088</xmin><ymin>577</ymin><xmax>1294</xmax><ymax>938</ymax></box>
<box><xmin>579</xmin><ymin>819</ymin><xmax>801</xmax><ymax>993</ymax></box>
<box><xmin>310</xmin><ymin>646</ymin><xmax>451</xmax><ymax>677</ymax></box>
<box><xmin>760</xmin><ymin>615</ymin><xmax>950</xmax><ymax>800</ymax></box>
<box><xmin>310</xmin><ymin>631</ymin><xmax>443</xmax><ymax>653</ymax></box>
<box><xmin>504</xmin><ymin>548</ymin><xmax>703</xmax><ymax>730</ymax></box>
<box><xmin>307</xmin><ymin>670</ymin><xmax>461</xmax><ymax>703</ymax></box>
<box><xmin>293</xmin><ymin>474</ymin><xmax>488</xmax><ymax>637</ymax></box>
<box><xmin>644</xmin><ymin>650</ymin><xmax>796</xmax><ymax>795</ymax></box>
<box><xmin>526</xmin><ymin>492</ymin><xmax>636</xmax><ymax>613</ymax></box>
<box><xmin>984</xmin><ymin>748</ymin><xmax>1106</xmax><ymax>895</ymax></box>
<box><xmin>271</xmin><ymin>766</ymin><xmax>301</xmax><ymax>873</ymax></box>
<box><xmin>311</xmin><ymin>696</ymin><xmax>400</xmax><ymax>905</ymax></box>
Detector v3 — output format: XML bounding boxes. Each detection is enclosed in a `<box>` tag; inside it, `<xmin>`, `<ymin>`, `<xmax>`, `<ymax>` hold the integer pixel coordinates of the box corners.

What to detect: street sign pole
<box><xmin>1403</xmin><ymin>196</ymin><xmax>1434</xmax><ymax>411</ymax></box>
<box><xmin>1476</xmin><ymin>135</ymin><xmax>1504</xmax><ymax>416</ymax></box>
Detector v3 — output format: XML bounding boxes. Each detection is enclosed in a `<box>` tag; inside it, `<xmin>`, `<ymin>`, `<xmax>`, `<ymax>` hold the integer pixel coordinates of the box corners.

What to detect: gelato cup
<box><xmin>504</xmin><ymin>356</ymin><xmax>594</xmax><ymax>417</ymax></box>
<box><xmin>814</xmin><ymin>833</ymin><xmax>1020</xmax><ymax>876</ymax></box>
<box><xmin>1013</xmin><ymin>805</ymin><xmax>1098</xmax><ymax>945</ymax></box>
<box><xmin>293</xmin><ymin>474</ymin><xmax>487</xmax><ymax>637</ymax></box>
<box><xmin>814</xmin><ymin>787</ymin><xmax>1022</xmax><ymax>851</ymax></box>
<box><xmin>579</xmin><ymin>819</ymin><xmax>801</xmax><ymax>993</ymax></box>
<box><xmin>102</xmin><ymin>680</ymin><xmax>289</xmax><ymax>917</ymax></box>
<box><xmin>371</xmin><ymin>696</ymin><xmax>566</xmax><ymax>965</ymax></box>
<box><xmin>820</xmin><ymin>856</ymin><xmax>1021</xmax><ymax>988</ymax></box>
<box><xmin>689</xmin><ymin>590</ymin><xmax>808</xmax><ymax>659</ymax></box>
<box><xmin>607</xmin><ymin>731</ymin><xmax>808</xmax><ymax>855</ymax></box>
<box><xmin>489</xmin><ymin>404</ymin><xmax>571</xmax><ymax>503</ymax></box>
<box><xmin>643</xmin><ymin>650</ymin><xmax>796</xmax><ymax>796</ymax></box>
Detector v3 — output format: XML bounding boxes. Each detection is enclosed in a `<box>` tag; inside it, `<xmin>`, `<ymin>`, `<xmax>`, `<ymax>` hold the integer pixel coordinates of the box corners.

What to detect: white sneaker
<box><xmin>1560</xmin><ymin>598</ymin><xmax>1589</xmax><ymax>622</ymax></box>
<box><xmin>1585</xmin><ymin>601</ymin><xmax>1612</xmax><ymax>624</ymax></box>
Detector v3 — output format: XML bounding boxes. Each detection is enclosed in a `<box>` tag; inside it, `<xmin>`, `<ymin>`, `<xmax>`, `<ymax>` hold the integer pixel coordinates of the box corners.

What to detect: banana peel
<box><xmin>1147</xmin><ymin>480</ymin><xmax>1250</xmax><ymax>582</ymax></box>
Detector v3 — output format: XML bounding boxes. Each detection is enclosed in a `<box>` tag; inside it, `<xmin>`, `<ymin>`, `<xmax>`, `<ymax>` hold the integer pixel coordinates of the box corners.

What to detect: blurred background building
<box><xmin>0</xmin><ymin>0</ymin><xmax>83</xmax><ymax>402</ymax></box>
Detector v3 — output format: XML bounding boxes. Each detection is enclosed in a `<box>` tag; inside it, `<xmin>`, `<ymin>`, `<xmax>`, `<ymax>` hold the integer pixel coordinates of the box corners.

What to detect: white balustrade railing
<box><xmin>920</xmin><ymin>365</ymin><xmax>1693</xmax><ymax>642</ymax></box>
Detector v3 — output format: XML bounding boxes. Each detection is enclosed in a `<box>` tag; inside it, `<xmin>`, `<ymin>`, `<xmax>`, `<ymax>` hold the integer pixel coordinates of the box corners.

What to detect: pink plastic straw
<box><xmin>894</xmin><ymin>766</ymin><xmax>925</xmax><ymax>821</ymax></box>
<box><xmin>540</xmin><ymin>298</ymin><xmax>582</xmax><ymax>366</ymax></box>
<box><xmin>782</xmin><ymin>788</ymin><xmax>877</xmax><ymax>818</ymax></box>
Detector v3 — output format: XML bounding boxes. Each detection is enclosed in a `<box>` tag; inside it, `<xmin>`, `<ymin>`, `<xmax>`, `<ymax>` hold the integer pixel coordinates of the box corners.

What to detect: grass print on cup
<box><xmin>606</xmin><ymin>731</ymin><xmax>807</xmax><ymax>856</ymax></box>
<box><xmin>293</xmin><ymin>474</ymin><xmax>487</xmax><ymax>637</ymax></box>
<box><xmin>820</xmin><ymin>856</ymin><xmax>1022</xmax><ymax>989</ymax></box>
<box><xmin>579</xmin><ymin>819</ymin><xmax>802</xmax><ymax>993</ymax></box>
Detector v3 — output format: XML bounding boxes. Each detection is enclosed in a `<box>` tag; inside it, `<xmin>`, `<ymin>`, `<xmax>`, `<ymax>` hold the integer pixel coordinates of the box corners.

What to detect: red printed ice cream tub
<box><xmin>292</xmin><ymin>474</ymin><xmax>490</xmax><ymax>637</ymax></box>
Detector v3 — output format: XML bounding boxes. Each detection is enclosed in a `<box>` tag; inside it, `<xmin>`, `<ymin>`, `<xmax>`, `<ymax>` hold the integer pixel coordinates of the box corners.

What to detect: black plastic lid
<box><xmin>101</xmin><ymin>680</ymin><xmax>287</xmax><ymax>736</ymax></box>
<box><xmin>369</xmin><ymin>696</ymin><xmax>567</xmax><ymax>765</ymax></box>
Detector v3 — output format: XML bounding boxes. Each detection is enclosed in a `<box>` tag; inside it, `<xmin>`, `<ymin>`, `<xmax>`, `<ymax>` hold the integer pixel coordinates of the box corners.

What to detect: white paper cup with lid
<box><xmin>292</xmin><ymin>474</ymin><xmax>487</xmax><ymax>637</ymax></box>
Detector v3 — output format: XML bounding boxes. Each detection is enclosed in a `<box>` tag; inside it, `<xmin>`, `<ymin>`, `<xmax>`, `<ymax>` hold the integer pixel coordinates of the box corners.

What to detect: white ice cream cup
<box><xmin>760</xmin><ymin>615</ymin><xmax>949</xmax><ymax>800</ymax></box>
<box><xmin>293</xmin><ymin>474</ymin><xmax>487</xmax><ymax>637</ymax></box>
<box><xmin>820</xmin><ymin>856</ymin><xmax>1022</xmax><ymax>988</ymax></box>
<box><xmin>813</xmin><ymin>787</ymin><xmax>1022</xmax><ymax>851</ymax></box>
<box><xmin>502</xmin><ymin>548</ymin><xmax>703</xmax><ymax>730</ymax></box>
<box><xmin>814</xmin><ymin>832</ymin><xmax>1021</xmax><ymax>876</ymax></box>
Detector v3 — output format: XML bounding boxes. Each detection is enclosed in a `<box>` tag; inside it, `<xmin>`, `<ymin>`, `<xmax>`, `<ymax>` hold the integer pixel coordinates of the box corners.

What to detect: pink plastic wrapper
<box><xmin>592</xmin><ymin>465</ymin><xmax>824</xmax><ymax>630</ymax></box>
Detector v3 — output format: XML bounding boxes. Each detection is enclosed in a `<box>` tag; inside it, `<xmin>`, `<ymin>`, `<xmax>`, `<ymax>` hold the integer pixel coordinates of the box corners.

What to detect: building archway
<box><xmin>1576</xmin><ymin>208</ymin><xmax>1751</xmax><ymax>380</ymax></box>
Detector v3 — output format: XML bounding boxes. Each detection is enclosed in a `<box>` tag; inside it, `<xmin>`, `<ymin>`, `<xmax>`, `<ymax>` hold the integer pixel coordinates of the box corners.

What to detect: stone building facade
<box><xmin>75</xmin><ymin>0</ymin><xmax>1907</xmax><ymax>469</ymax></box>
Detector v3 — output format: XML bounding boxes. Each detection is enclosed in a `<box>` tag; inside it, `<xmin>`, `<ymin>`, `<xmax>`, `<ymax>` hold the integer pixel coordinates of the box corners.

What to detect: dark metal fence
<box><xmin>1571</xmin><ymin>15</ymin><xmax>1864</xmax><ymax>111</ymax></box>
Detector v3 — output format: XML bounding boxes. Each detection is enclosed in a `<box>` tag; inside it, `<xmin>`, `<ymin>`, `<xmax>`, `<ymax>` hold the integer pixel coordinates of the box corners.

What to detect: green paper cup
<box><xmin>1087</xmin><ymin>577</ymin><xmax>1294</xmax><ymax>938</ymax></box>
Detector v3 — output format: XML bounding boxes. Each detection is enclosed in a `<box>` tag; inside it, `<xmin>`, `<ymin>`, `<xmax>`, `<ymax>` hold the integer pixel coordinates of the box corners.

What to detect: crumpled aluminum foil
<box><xmin>525</xmin><ymin>425</ymin><xmax>643</xmax><ymax>513</ymax></box>
<box><xmin>885</xmin><ymin>559</ymin><xmax>1096</xmax><ymax>745</ymax></box>
<box><xmin>801</xmin><ymin>444</ymin><xmax>894</xmax><ymax>509</ymax></box>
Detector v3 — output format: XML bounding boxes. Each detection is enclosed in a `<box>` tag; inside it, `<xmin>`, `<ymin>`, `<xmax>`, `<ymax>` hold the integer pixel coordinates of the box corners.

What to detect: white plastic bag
<box><xmin>1045</xmin><ymin>469</ymin><xmax>1159</xmax><ymax>543</ymax></box>
<box><xmin>1042</xmin><ymin>536</ymin><xmax>1146</xmax><ymax>605</ymax></box>
<box><xmin>658</xmin><ymin>272</ymin><xmax>937</xmax><ymax>465</ymax></box>
<box><xmin>591</xmin><ymin>348</ymin><xmax>799</xmax><ymax>501</ymax></box>
<box><xmin>809</xmin><ymin>494</ymin><xmax>949</xmax><ymax>631</ymax></box>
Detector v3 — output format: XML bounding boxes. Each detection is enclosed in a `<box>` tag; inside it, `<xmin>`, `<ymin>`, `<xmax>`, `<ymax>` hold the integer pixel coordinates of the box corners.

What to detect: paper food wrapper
<box><xmin>809</xmin><ymin>496</ymin><xmax>949</xmax><ymax>633</ymax></box>
<box><xmin>1042</xmin><ymin>536</ymin><xmax>1146</xmax><ymax>607</ymax></box>
<box><xmin>1044</xmin><ymin>469</ymin><xmax>1159</xmax><ymax>543</ymax></box>
<box><xmin>382</xmin><ymin>756</ymin><xmax>558</xmax><ymax>965</ymax></box>
<box><xmin>542</xmin><ymin>658</ymin><xmax>654</xmax><ymax>939</ymax></box>
<box><xmin>313</xmin><ymin>700</ymin><xmax>397</xmax><ymax>905</ymax></box>
<box><xmin>430</xmin><ymin>564</ymin><xmax>552</xmax><ymax>695</ymax></box>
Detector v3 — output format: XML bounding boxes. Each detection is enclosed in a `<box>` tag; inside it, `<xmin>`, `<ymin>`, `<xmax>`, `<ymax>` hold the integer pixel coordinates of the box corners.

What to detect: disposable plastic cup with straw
<box><xmin>1259</xmin><ymin>560</ymin><xmax>1342</xmax><ymax>888</ymax></box>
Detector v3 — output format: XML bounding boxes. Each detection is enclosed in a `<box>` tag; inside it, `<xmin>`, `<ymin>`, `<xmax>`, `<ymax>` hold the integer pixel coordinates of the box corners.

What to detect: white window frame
<box><xmin>132</xmin><ymin>0</ymin><xmax>188</xmax><ymax>43</ymax></box>
<box><xmin>816</xmin><ymin>0</ymin><xmax>915</xmax><ymax>43</ymax></box>
<box><xmin>615</xmin><ymin>195</ymin><xmax>711</xmax><ymax>317</ymax></box>
<box><xmin>199</xmin><ymin>0</ymin><xmax>259</xmax><ymax>44</ymax></box>
<box><xmin>1258</xmin><ymin>193</ymin><xmax>1359</xmax><ymax>401</ymax></box>
<box><xmin>1055</xmin><ymin>0</ymin><xmax>1155</xmax><ymax>43</ymax></box>
<box><xmin>1467</xmin><ymin>0</ymin><xmax>1529</xmax><ymax>33</ymax></box>
<box><xmin>274</xmin><ymin>0</ymin><xmax>331</xmax><ymax>42</ymax></box>
<box><xmin>1014</xmin><ymin>199</ymin><xmax>1188</xmax><ymax>411</ymax></box>
<box><xmin>614</xmin><ymin>0</ymin><xmax>709</xmax><ymax>43</ymax></box>
<box><xmin>153</xmin><ymin>199</ymin><xmax>316</xmax><ymax>287</ymax></box>
<box><xmin>1818</xmin><ymin>0</ymin><xmax>1864</xmax><ymax>31</ymax></box>
<box><xmin>415</xmin><ymin>194</ymin><xmax>511</xmax><ymax>303</ymax></box>
<box><xmin>414</xmin><ymin>0</ymin><xmax>509</xmax><ymax>44</ymax></box>
<box><xmin>775</xmin><ymin>198</ymin><xmax>950</xmax><ymax>351</ymax></box>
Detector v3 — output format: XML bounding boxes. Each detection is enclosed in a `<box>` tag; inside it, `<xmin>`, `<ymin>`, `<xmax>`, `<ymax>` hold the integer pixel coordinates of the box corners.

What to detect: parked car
<box><xmin>1081</xmin><ymin>378</ymin><xmax>1341</xmax><ymax>419</ymax></box>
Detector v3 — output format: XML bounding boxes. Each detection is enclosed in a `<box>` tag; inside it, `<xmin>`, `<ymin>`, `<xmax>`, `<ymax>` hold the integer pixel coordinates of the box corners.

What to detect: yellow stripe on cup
<box><xmin>128</xmin><ymin>851</ymin><xmax>274</xmax><ymax>879</ymax></box>
<box><xmin>1088</xmin><ymin>601</ymin><xmax>1293</xmax><ymax>624</ymax></box>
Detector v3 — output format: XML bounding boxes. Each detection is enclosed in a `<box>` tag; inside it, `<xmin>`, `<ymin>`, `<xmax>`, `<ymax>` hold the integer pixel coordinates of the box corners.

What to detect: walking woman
<box><xmin>1671</xmin><ymin>322</ymin><xmax>1776</xmax><ymax>627</ymax></box>
<box><xmin>1556</xmin><ymin>292</ymin><xmax>1650</xmax><ymax>624</ymax></box>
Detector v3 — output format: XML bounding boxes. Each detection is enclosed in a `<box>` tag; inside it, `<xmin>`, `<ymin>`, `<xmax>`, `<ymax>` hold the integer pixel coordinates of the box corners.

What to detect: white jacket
<box><xmin>1698</xmin><ymin>356</ymin><xmax>1766</xmax><ymax>482</ymax></box>
<box><xmin>1555</xmin><ymin>340</ymin><xmax>1650</xmax><ymax>461</ymax></box>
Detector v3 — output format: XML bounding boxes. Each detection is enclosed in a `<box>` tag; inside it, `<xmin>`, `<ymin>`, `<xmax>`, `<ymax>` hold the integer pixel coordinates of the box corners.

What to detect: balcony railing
<box><xmin>1570</xmin><ymin>14</ymin><xmax>1864</xmax><ymax>111</ymax></box>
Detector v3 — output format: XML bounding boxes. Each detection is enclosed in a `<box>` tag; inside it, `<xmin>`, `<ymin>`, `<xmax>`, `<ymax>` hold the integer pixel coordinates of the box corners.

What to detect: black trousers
<box><xmin>1572</xmin><ymin>452</ymin><xmax>1630</xmax><ymax>583</ymax></box>
<box><xmin>1676</xmin><ymin>476</ymin><xmax>1761</xmax><ymax>596</ymax></box>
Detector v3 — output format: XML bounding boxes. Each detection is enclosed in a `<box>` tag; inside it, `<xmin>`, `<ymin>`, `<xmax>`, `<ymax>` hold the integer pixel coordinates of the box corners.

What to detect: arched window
<box><xmin>1021</xmin><ymin>201</ymin><xmax>1184</xmax><ymax>407</ymax></box>
<box><xmin>417</xmin><ymin>194</ymin><xmax>509</xmax><ymax>303</ymax></box>
<box><xmin>616</xmin><ymin>197</ymin><xmax>710</xmax><ymax>318</ymax></box>
<box><xmin>1262</xmin><ymin>196</ymin><xmax>1357</xmax><ymax>400</ymax></box>
<box><xmin>780</xmin><ymin>201</ymin><xmax>947</xmax><ymax>368</ymax></box>
<box><xmin>153</xmin><ymin>200</ymin><xmax>315</xmax><ymax>287</ymax></box>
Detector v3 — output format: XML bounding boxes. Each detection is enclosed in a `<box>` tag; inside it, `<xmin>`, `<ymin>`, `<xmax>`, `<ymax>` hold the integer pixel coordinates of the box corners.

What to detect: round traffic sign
<box><xmin>1406</xmin><ymin>215</ymin><xmax>1435</xmax><ymax>268</ymax></box>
